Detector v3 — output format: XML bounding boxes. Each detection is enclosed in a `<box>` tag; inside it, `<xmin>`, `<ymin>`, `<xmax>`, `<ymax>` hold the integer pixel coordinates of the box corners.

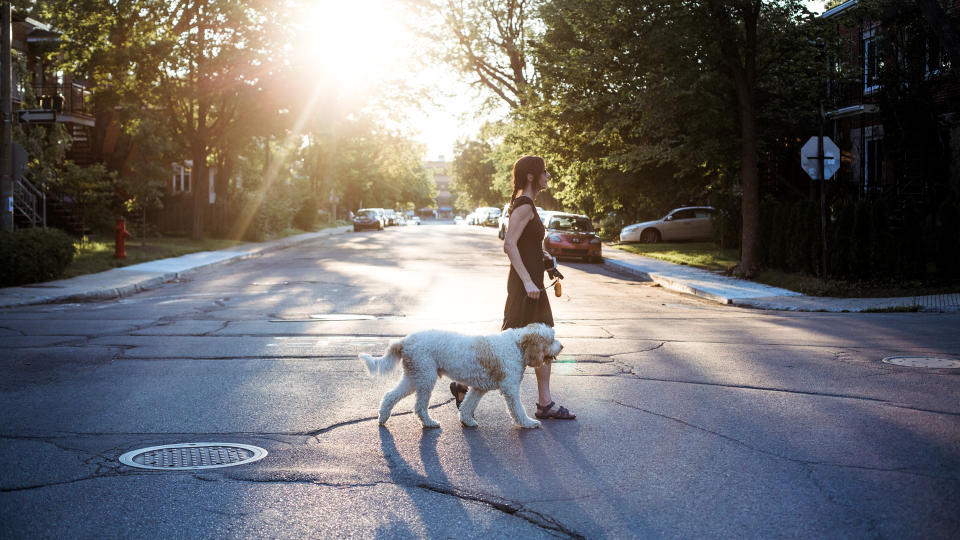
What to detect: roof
<box><xmin>822</xmin><ymin>0</ymin><xmax>858</xmax><ymax>19</ymax></box>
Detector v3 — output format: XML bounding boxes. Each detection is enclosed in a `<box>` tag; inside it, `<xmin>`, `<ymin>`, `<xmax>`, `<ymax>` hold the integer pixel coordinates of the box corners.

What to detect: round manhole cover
<box><xmin>119</xmin><ymin>443</ymin><xmax>267</xmax><ymax>470</ymax></box>
<box><xmin>881</xmin><ymin>356</ymin><xmax>960</xmax><ymax>369</ymax></box>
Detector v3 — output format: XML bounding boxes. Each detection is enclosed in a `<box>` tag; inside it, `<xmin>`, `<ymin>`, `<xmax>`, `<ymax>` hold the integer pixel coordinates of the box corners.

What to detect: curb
<box><xmin>0</xmin><ymin>226</ymin><xmax>351</xmax><ymax>308</ymax></box>
<box><xmin>602</xmin><ymin>258</ymin><xmax>734</xmax><ymax>305</ymax></box>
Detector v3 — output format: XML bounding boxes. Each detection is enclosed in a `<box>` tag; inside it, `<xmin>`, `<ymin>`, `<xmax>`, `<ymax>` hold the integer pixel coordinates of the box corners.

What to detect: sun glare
<box><xmin>296</xmin><ymin>0</ymin><xmax>409</xmax><ymax>88</ymax></box>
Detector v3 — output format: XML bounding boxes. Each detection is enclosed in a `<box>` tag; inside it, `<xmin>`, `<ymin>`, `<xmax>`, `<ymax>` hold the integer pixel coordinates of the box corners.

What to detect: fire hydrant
<box><xmin>114</xmin><ymin>217</ymin><xmax>131</xmax><ymax>259</ymax></box>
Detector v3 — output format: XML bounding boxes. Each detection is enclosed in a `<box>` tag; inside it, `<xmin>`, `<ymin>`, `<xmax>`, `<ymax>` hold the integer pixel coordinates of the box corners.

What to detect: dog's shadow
<box><xmin>378</xmin><ymin>426</ymin><xmax>480</xmax><ymax>533</ymax></box>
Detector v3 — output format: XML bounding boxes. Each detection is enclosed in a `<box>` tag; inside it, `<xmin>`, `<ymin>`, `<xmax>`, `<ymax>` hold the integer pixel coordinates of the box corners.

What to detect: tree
<box><xmin>450</xmin><ymin>139</ymin><xmax>500</xmax><ymax>210</ymax></box>
<box><xmin>409</xmin><ymin>0</ymin><xmax>539</xmax><ymax>109</ymax></box>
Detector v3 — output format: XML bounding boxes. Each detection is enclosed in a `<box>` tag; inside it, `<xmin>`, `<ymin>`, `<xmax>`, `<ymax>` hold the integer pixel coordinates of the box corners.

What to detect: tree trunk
<box><xmin>191</xmin><ymin>143</ymin><xmax>208</xmax><ymax>241</ymax></box>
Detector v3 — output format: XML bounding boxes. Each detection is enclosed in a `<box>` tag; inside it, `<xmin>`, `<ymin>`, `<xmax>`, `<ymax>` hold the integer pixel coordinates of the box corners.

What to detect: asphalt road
<box><xmin>2</xmin><ymin>221</ymin><xmax>959</xmax><ymax>538</ymax></box>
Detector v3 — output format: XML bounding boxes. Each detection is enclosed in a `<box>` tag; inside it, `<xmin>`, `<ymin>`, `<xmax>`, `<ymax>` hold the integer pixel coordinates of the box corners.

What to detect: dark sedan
<box><xmin>352</xmin><ymin>209</ymin><xmax>384</xmax><ymax>231</ymax></box>
<box><xmin>543</xmin><ymin>213</ymin><xmax>603</xmax><ymax>262</ymax></box>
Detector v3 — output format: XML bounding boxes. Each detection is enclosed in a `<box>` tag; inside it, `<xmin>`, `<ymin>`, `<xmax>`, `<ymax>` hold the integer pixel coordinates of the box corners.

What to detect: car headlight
<box><xmin>548</xmin><ymin>234</ymin><xmax>563</xmax><ymax>242</ymax></box>
<box><xmin>589</xmin><ymin>237</ymin><xmax>601</xmax><ymax>244</ymax></box>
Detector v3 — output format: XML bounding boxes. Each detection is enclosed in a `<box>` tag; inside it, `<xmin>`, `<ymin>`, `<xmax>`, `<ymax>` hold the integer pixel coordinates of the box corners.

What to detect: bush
<box><xmin>293</xmin><ymin>196</ymin><xmax>319</xmax><ymax>230</ymax></box>
<box><xmin>0</xmin><ymin>227</ymin><xmax>76</xmax><ymax>286</ymax></box>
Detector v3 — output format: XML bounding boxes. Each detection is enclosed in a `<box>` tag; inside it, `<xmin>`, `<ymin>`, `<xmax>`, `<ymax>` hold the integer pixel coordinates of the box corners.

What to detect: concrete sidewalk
<box><xmin>0</xmin><ymin>226</ymin><xmax>352</xmax><ymax>309</ymax></box>
<box><xmin>601</xmin><ymin>245</ymin><xmax>960</xmax><ymax>313</ymax></box>
<box><xmin>1</xmin><ymin>226</ymin><xmax>957</xmax><ymax>312</ymax></box>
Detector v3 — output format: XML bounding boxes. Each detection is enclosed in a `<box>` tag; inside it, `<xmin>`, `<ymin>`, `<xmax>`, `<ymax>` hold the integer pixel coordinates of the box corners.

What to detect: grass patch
<box><xmin>610</xmin><ymin>241</ymin><xmax>960</xmax><ymax>298</ymax></box>
<box><xmin>611</xmin><ymin>242</ymin><xmax>740</xmax><ymax>272</ymax></box>
<box><xmin>61</xmin><ymin>221</ymin><xmax>349</xmax><ymax>280</ymax></box>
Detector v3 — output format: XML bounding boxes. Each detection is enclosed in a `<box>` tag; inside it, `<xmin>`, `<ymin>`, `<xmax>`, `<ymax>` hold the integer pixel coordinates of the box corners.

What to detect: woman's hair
<box><xmin>510</xmin><ymin>155</ymin><xmax>547</xmax><ymax>203</ymax></box>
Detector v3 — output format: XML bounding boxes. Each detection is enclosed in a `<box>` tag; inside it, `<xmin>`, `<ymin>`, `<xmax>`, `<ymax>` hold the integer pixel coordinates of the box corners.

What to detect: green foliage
<box><xmin>450</xmin><ymin>140</ymin><xmax>501</xmax><ymax>210</ymax></box>
<box><xmin>56</xmin><ymin>162</ymin><xmax>120</xmax><ymax>234</ymax></box>
<box><xmin>0</xmin><ymin>228</ymin><xmax>76</xmax><ymax>286</ymax></box>
<box><xmin>293</xmin><ymin>195</ymin><xmax>319</xmax><ymax>231</ymax></box>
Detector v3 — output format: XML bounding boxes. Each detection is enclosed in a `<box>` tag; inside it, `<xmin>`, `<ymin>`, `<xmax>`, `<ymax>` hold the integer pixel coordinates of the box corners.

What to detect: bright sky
<box><xmin>295</xmin><ymin>0</ymin><xmax>829</xmax><ymax>162</ymax></box>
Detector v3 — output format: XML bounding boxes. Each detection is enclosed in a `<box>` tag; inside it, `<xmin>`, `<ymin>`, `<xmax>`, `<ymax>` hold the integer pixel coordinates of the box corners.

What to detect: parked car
<box><xmin>353</xmin><ymin>208</ymin><xmax>385</xmax><ymax>231</ymax></box>
<box><xmin>543</xmin><ymin>213</ymin><xmax>603</xmax><ymax>262</ymax></box>
<box><xmin>471</xmin><ymin>206</ymin><xmax>500</xmax><ymax>226</ymax></box>
<box><xmin>619</xmin><ymin>206</ymin><xmax>715</xmax><ymax>243</ymax></box>
<box><xmin>383</xmin><ymin>209</ymin><xmax>399</xmax><ymax>226</ymax></box>
<box><xmin>499</xmin><ymin>203</ymin><xmax>546</xmax><ymax>239</ymax></box>
<box><xmin>454</xmin><ymin>215</ymin><xmax>464</xmax><ymax>225</ymax></box>
<box><xmin>411</xmin><ymin>216</ymin><xmax>421</xmax><ymax>225</ymax></box>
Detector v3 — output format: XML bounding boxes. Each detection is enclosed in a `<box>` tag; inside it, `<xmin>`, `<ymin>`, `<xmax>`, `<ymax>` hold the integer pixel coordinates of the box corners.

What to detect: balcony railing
<box><xmin>25</xmin><ymin>83</ymin><xmax>93</xmax><ymax>116</ymax></box>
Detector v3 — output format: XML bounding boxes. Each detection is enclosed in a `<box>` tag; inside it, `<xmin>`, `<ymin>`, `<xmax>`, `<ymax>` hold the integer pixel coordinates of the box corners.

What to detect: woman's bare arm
<box><xmin>503</xmin><ymin>204</ymin><xmax>541</xmax><ymax>300</ymax></box>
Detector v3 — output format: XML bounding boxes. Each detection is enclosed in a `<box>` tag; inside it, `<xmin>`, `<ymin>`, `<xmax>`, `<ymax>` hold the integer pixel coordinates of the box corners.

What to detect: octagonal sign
<box><xmin>801</xmin><ymin>136</ymin><xmax>840</xmax><ymax>180</ymax></box>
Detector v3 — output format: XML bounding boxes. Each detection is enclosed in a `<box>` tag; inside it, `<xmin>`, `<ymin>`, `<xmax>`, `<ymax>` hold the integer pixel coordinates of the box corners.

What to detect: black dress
<box><xmin>502</xmin><ymin>196</ymin><xmax>554</xmax><ymax>330</ymax></box>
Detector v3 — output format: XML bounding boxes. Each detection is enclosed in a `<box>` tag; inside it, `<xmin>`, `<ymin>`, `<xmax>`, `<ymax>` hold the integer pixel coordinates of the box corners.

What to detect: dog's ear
<box><xmin>520</xmin><ymin>331</ymin><xmax>546</xmax><ymax>368</ymax></box>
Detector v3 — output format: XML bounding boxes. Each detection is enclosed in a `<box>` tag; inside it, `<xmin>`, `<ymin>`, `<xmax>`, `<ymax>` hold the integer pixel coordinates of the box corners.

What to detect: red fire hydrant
<box><xmin>114</xmin><ymin>217</ymin><xmax>131</xmax><ymax>259</ymax></box>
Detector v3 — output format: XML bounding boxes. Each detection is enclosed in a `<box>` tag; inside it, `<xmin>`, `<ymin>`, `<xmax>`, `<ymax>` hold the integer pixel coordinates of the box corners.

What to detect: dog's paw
<box><xmin>460</xmin><ymin>416</ymin><xmax>479</xmax><ymax>428</ymax></box>
<box><xmin>520</xmin><ymin>419</ymin><xmax>542</xmax><ymax>429</ymax></box>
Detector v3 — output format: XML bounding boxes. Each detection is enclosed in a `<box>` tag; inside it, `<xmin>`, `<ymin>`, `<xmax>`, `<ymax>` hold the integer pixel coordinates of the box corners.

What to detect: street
<box><xmin>2</xmin><ymin>221</ymin><xmax>959</xmax><ymax>538</ymax></box>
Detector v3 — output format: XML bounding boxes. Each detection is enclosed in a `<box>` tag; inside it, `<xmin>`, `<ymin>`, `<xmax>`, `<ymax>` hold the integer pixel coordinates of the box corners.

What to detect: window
<box><xmin>694</xmin><ymin>210</ymin><xmax>713</xmax><ymax>219</ymax></box>
<box><xmin>864</xmin><ymin>34</ymin><xmax>880</xmax><ymax>94</ymax></box>
<box><xmin>548</xmin><ymin>216</ymin><xmax>593</xmax><ymax>232</ymax></box>
<box><xmin>172</xmin><ymin>163</ymin><xmax>191</xmax><ymax>193</ymax></box>
<box><xmin>864</xmin><ymin>137</ymin><xmax>883</xmax><ymax>192</ymax></box>
<box><xmin>670</xmin><ymin>209</ymin><xmax>696</xmax><ymax>220</ymax></box>
<box><xmin>926</xmin><ymin>38</ymin><xmax>950</xmax><ymax>77</ymax></box>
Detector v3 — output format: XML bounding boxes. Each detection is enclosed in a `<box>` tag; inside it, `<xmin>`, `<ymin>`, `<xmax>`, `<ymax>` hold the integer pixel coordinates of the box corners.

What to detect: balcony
<box><xmin>23</xmin><ymin>82</ymin><xmax>93</xmax><ymax>123</ymax></box>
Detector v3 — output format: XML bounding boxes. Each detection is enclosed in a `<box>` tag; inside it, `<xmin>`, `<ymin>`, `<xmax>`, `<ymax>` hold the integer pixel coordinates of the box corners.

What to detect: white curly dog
<box><xmin>359</xmin><ymin>323</ymin><xmax>563</xmax><ymax>429</ymax></box>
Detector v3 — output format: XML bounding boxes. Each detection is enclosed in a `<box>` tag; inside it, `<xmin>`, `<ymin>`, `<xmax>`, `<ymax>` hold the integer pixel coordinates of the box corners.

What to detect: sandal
<box><xmin>450</xmin><ymin>382</ymin><xmax>468</xmax><ymax>409</ymax></box>
<box><xmin>535</xmin><ymin>401</ymin><xmax>576</xmax><ymax>420</ymax></box>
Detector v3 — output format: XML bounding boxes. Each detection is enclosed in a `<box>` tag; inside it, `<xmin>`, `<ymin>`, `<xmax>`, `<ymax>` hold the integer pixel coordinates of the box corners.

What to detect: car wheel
<box><xmin>640</xmin><ymin>229</ymin><xmax>660</xmax><ymax>243</ymax></box>
<box><xmin>591</xmin><ymin>256</ymin><xmax>603</xmax><ymax>263</ymax></box>
<box><xmin>498</xmin><ymin>227</ymin><xmax>505</xmax><ymax>240</ymax></box>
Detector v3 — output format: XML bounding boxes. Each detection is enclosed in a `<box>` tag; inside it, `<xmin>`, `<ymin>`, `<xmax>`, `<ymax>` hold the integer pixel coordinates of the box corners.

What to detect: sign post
<box><xmin>801</xmin><ymin>128</ymin><xmax>840</xmax><ymax>278</ymax></box>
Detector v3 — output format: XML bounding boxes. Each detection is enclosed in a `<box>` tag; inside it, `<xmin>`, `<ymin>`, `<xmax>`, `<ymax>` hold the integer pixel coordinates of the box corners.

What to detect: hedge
<box><xmin>0</xmin><ymin>227</ymin><xmax>76</xmax><ymax>286</ymax></box>
<box><xmin>758</xmin><ymin>198</ymin><xmax>960</xmax><ymax>281</ymax></box>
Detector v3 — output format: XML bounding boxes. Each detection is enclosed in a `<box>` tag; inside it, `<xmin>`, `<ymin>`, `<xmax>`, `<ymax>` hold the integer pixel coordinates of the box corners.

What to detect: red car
<box><xmin>543</xmin><ymin>213</ymin><xmax>603</xmax><ymax>263</ymax></box>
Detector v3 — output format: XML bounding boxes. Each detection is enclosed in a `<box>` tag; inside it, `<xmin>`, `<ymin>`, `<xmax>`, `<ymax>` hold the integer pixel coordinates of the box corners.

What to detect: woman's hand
<box><xmin>524</xmin><ymin>280</ymin><xmax>541</xmax><ymax>300</ymax></box>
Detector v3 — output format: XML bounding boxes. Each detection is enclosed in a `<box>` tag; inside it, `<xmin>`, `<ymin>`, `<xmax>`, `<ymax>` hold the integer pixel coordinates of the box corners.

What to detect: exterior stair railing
<box><xmin>12</xmin><ymin>176</ymin><xmax>46</xmax><ymax>228</ymax></box>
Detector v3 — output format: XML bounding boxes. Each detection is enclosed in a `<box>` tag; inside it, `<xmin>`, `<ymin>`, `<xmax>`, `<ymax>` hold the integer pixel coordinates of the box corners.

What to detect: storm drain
<box><xmin>119</xmin><ymin>443</ymin><xmax>267</xmax><ymax>470</ymax></box>
<box><xmin>881</xmin><ymin>356</ymin><xmax>960</xmax><ymax>369</ymax></box>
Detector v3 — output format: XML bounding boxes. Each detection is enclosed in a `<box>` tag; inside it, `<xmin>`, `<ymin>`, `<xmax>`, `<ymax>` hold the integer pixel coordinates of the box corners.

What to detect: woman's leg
<box><xmin>535</xmin><ymin>361</ymin><xmax>552</xmax><ymax>406</ymax></box>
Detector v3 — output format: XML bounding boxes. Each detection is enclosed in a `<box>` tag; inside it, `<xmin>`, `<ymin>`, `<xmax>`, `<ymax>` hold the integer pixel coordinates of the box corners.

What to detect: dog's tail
<box><xmin>359</xmin><ymin>340</ymin><xmax>403</xmax><ymax>377</ymax></box>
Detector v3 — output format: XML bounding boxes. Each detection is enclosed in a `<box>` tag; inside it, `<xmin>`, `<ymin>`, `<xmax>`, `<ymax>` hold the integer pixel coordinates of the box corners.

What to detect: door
<box><xmin>663</xmin><ymin>209</ymin><xmax>697</xmax><ymax>241</ymax></box>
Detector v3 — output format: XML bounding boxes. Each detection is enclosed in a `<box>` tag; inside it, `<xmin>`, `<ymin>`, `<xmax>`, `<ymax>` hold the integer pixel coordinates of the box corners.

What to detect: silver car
<box><xmin>619</xmin><ymin>206</ymin><xmax>715</xmax><ymax>243</ymax></box>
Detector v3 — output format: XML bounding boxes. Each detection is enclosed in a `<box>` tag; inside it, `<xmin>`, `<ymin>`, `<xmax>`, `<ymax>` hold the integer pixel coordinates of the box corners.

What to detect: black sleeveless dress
<box><xmin>502</xmin><ymin>196</ymin><xmax>554</xmax><ymax>330</ymax></box>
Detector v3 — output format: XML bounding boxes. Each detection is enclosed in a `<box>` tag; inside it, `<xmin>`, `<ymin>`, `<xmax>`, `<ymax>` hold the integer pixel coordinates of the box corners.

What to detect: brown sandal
<box><xmin>450</xmin><ymin>382</ymin><xmax>468</xmax><ymax>409</ymax></box>
<box><xmin>535</xmin><ymin>401</ymin><xmax>576</xmax><ymax>420</ymax></box>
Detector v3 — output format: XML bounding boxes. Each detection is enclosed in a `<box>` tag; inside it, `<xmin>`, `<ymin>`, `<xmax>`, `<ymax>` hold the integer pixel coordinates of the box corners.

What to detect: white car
<box><xmin>619</xmin><ymin>206</ymin><xmax>715</xmax><ymax>243</ymax></box>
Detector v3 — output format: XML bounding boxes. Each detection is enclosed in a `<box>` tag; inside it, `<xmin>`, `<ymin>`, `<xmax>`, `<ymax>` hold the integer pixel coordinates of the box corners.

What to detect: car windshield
<box><xmin>549</xmin><ymin>216</ymin><xmax>593</xmax><ymax>232</ymax></box>
<box><xmin>357</xmin><ymin>210</ymin><xmax>377</xmax><ymax>218</ymax></box>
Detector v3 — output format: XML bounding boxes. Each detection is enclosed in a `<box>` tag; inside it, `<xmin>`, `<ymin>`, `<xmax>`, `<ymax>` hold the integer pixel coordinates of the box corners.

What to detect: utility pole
<box><xmin>1</xmin><ymin>2</ymin><xmax>12</xmax><ymax>231</ymax></box>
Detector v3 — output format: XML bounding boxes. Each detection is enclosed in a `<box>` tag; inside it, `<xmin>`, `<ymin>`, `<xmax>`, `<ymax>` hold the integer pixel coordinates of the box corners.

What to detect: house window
<box><xmin>864</xmin><ymin>137</ymin><xmax>883</xmax><ymax>193</ymax></box>
<box><xmin>864</xmin><ymin>32</ymin><xmax>880</xmax><ymax>94</ymax></box>
<box><xmin>926</xmin><ymin>38</ymin><xmax>950</xmax><ymax>77</ymax></box>
<box><xmin>172</xmin><ymin>163</ymin><xmax>191</xmax><ymax>193</ymax></box>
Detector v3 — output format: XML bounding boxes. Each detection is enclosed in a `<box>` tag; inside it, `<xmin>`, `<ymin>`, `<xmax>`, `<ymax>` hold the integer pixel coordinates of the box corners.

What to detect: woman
<box><xmin>451</xmin><ymin>155</ymin><xmax>575</xmax><ymax>420</ymax></box>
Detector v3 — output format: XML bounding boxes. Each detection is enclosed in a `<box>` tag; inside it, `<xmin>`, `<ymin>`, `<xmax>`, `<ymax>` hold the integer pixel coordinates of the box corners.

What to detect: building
<box><xmin>822</xmin><ymin>0</ymin><xmax>959</xmax><ymax>202</ymax></box>
<box><xmin>424</xmin><ymin>160</ymin><xmax>454</xmax><ymax>218</ymax></box>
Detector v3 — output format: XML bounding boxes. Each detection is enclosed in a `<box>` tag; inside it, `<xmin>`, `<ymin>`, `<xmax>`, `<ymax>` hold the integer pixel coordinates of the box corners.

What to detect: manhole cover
<box><xmin>881</xmin><ymin>356</ymin><xmax>960</xmax><ymax>369</ymax></box>
<box><xmin>119</xmin><ymin>443</ymin><xmax>267</xmax><ymax>470</ymax></box>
